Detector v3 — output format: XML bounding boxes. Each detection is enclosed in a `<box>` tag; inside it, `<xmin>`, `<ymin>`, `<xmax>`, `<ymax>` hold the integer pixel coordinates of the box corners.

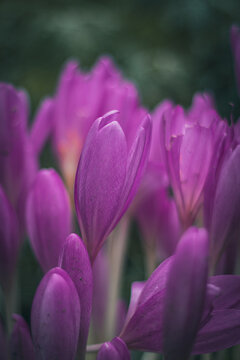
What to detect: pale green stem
<box><xmin>4</xmin><ymin>274</ymin><xmax>18</xmax><ymax>334</ymax></box>
<box><xmin>144</xmin><ymin>239</ymin><xmax>158</xmax><ymax>278</ymax></box>
<box><xmin>105</xmin><ymin>215</ymin><xmax>129</xmax><ymax>339</ymax></box>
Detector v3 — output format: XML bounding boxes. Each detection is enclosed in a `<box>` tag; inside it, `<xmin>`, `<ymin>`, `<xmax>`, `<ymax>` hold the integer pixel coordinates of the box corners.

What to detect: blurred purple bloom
<box><xmin>134</xmin><ymin>164</ymin><xmax>180</xmax><ymax>260</ymax></box>
<box><xmin>0</xmin><ymin>83</ymin><xmax>37</xmax><ymax>234</ymax></box>
<box><xmin>97</xmin><ymin>337</ymin><xmax>130</xmax><ymax>360</ymax></box>
<box><xmin>75</xmin><ymin>110</ymin><xmax>151</xmax><ymax>262</ymax></box>
<box><xmin>31</xmin><ymin>267</ymin><xmax>80</xmax><ymax>360</ymax></box>
<box><xmin>206</xmin><ymin>144</ymin><xmax>240</xmax><ymax>270</ymax></box>
<box><xmin>59</xmin><ymin>233</ymin><xmax>92</xmax><ymax>358</ymax></box>
<box><xmin>231</xmin><ymin>25</ymin><xmax>240</xmax><ymax>95</ymax></box>
<box><xmin>11</xmin><ymin>314</ymin><xmax>36</xmax><ymax>360</ymax></box>
<box><xmin>158</xmin><ymin>93</ymin><xmax>226</xmax><ymax>227</ymax></box>
<box><xmin>26</xmin><ymin>169</ymin><xmax>72</xmax><ymax>272</ymax></box>
<box><xmin>119</xmin><ymin>227</ymin><xmax>240</xmax><ymax>356</ymax></box>
<box><xmin>0</xmin><ymin>185</ymin><xmax>19</xmax><ymax>291</ymax></box>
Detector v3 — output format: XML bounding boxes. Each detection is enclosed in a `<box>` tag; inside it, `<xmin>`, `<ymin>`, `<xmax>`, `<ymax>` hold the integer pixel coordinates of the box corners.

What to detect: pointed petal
<box><xmin>74</xmin><ymin>112</ymin><xmax>127</xmax><ymax>261</ymax></box>
<box><xmin>59</xmin><ymin>233</ymin><xmax>93</xmax><ymax>358</ymax></box>
<box><xmin>163</xmin><ymin>227</ymin><xmax>209</xmax><ymax>360</ymax></box>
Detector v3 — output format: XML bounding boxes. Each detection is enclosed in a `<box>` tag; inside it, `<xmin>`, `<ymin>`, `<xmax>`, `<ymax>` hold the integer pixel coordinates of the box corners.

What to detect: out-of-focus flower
<box><xmin>26</xmin><ymin>169</ymin><xmax>72</xmax><ymax>272</ymax></box>
<box><xmin>75</xmin><ymin>110</ymin><xmax>151</xmax><ymax>262</ymax></box>
<box><xmin>11</xmin><ymin>314</ymin><xmax>36</xmax><ymax>360</ymax></box>
<box><xmin>59</xmin><ymin>233</ymin><xmax>92</xmax><ymax>359</ymax></box>
<box><xmin>134</xmin><ymin>164</ymin><xmax>180</xmax><ymax>264</ymax></box>
<box><xmin>158</xmin><ymin>93</ymin><xmax>226</xmax><ymax>228</ymax></box>
<box><xmin>0</xmin><ymin>83</ymin><xmax>37</xmax><ymax>235</ymax></box>
<box><xmin>204</xmin><ymin>143</ymin><xmax>240</xmax><ymax>271</ymax></box>
<box><xmin>0</xmin><ymin>185</ymin><xmax>19</xmax><ymax>291</ymax></box>
<box><xmin>118</xmin><ymin>227</ymin><xmax>240</xmax><ymax>356</ymax></box>
<box><xmin>231</xmin><ymin>25</ymin><xmax>240</xmax><ymax>96</ymax></box>
<box><xmin>97</xmin><ymin>337</ymin><xmax>130</xmax><ymax>360</ymax></box>
<box><xmin>34</xmin><ymin>57</ymin><xmax>147</xmax><ymax>198</ymax></box>
<box><xmin>31</xmin><ymin>267</ymin><xmax>80</xmax><ymax>360</ymax></box>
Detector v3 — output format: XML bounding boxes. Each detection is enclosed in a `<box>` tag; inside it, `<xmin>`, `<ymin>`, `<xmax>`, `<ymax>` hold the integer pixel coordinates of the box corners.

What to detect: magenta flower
<box><xmin>31</xmin><ymin>267</ymin><xmax>80</xmax><ymax>360</ymax></box>
<box><xmin>0</xmin><ymin>185</ymin><xmax>19</xmax><ymax>291</ymax></box>
<box><xmin>74</xmin><ymin>110</ymin><xmax>151</xmax><ymax>262</ymax></box>
<box><xmin>26</xmin><ymin>169</ymin><xmax>72</xmax><ymax>272</ymax></box>
<box><xmin>97</xmin><ymin>337</ymin><xmax>130</xmax><ymax>360</ymax></box>
<box><xmin>11</xmin><ymin>314</ymin><xmax>36</xmax><ymax>360</ymax></box>
<box><xmin>0</xmin><ymin>83</ymin><xmax>37</xmax><ymax>234</ymax></box>
<box><xmin>118</xmin><ymin>227</ymin><xmax>240</xmax><ymax>357</ymax></box>
<box><xmin>158</xmin><ymin>93</ymin><xmax>226</xmax><ymax>227</ymax></box>
<box><xmin>59</xmin><ymin>233</ymin><xmax>92</xmax><ymax>359</ymax></box>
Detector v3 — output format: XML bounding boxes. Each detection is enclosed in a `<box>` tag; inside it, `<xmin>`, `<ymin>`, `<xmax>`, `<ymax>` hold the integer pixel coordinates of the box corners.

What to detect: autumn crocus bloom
<box><xmin>158</xmin><ymin>93</ymin><xmax>226</xmax><ymax>227</ymax></box>
<box><xmin>75</xmin><ymin>110</ymin><xmax>151</xmax><ymax>262</ymax></box>
<box><xmin>11</xmin><ymin>314</ymin><xmax>36</xmax><ymax>360</ymax></box>
<box><xmin>26</xmin><ymin>169</ymin><xmax>72</xmax><ymax>272</ymax></box>
<box><xmin>118</xmin><ymin>227</ymin><xmax>240</xmax><ymax>357</ymax></box>
<box><xmin>31</xmin><ymin>268</ymin><xmax>80</xmax><ymax>360</ymax></box>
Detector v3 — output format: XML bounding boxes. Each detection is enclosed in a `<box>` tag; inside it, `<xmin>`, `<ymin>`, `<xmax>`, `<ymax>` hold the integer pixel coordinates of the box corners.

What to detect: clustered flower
<box><xmin>0</xmin><ymin>26</ymin><xmax>240</xmax><ymax>360</ymax></box>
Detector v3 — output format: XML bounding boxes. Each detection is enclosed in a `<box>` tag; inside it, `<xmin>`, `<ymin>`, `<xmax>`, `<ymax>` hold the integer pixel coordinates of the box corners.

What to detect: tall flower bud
<box><xmin>59</xmin><ymin>233</ymin><xmax>92</xmax><ymax>358</ymax></box>
<box><xmin>26</xmin><ymin>169</ymin><xmax>72</xmax><ymax>272</ymax></box>
<box><xmin>75</xmin><ymin>110</ymin><xmax>151</xmax><ymax>262</ymax></box>
<box><xmin>11</xmin><ymin>314</ymin><xmax>36</xmax><ymax>360</ymax></box>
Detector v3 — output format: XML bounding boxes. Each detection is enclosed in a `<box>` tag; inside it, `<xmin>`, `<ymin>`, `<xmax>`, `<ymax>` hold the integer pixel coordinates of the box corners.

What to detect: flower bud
<box><xmin>31</xmin><ymin>267</ymin><xmax>80</xmax><ymax>360</ymax></box>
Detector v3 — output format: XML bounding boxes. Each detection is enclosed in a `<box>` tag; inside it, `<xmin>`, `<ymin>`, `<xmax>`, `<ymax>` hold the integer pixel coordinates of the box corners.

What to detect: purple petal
<box><xmin>26</xmin><ymin>169</ymin><xmax>72</xmax><ymax>272</ymax></box>
<box><xmin>163</xmin><ymin>227</ymin><xmax>209</xmax><ymax>360</ymax></box>
<box><xmin>209</xmin><ymin>275</ymin><xmax>240</xmax><ymax>310</ymax></box>
<box><xmin>194</xmin><ymin>309</ymin><xmax>240</xmax><ymax>354</ymax></box>
<box><xmin>75</xmin><ymin>112</ymin><xmax>128</xmax><ymax>262</ymax></box>
<box><xmin>30</xmin><ymin>98</ymin><xmax>54</xmax><ymax>155</ymax></box>
<box><xmin>31</xmin><ymin>267</ymin><xmax>80</xmax><ymax>360</ymax></box>
<box><xmin>209</xmin><ymin>145</ymin><xmax>240</xmax><ymax>268</ymax></box>
<box><xmin>120</xmin><ymin>257</ymin><xmax>173</xmax><ymax>352</ymax></box>
<box><xmin>97</xmin><ymin>337</ymin><xmax>130</xmax><ymax>360</ymax></box>
<box><xmin>58</xmin><ymin>233</ymin><xmax>93</xmax><ymax>358</ymax></box>
<box><xmin>11</xmin><ymin>314</ymin><xmax>36</xmax><ymax>360</ymax></box>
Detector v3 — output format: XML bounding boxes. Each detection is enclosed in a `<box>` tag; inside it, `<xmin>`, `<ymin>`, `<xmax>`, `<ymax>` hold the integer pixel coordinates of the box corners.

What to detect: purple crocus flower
<box><xmin>158</xmin><ymin>93</ymin><xmax>226</xmax><ymax>228</ymax></box>
<box><xmin>0</xmin><ymin>185</ymin><xmax>19</xmax><ymax>291</ymax></box>
<box><xmin>58</xmin><ymin>233</ymin><xmax>92</xmax><ymax>359</ymax></box>
<box><xmin>34</xmin><ymin>57</ymin><xmax>147</xmax><ymax>198</ymax></box>
<box><xmin>231</xmin><ymin>25</ymin><xmax>240</xmax><ymax>95</ymax></box>
<box><xmin>31</xmin><ymin>267</ymin><xmax>80</xmax><ymax>360</ymax></box>
<box><xmin>75</xmin><ymin>110</ymin><xmax>151</xmax><ymax>262</ymax></box>
<box><xmin>0</xmin><ymin>83</ymin><xmax>37</xmax><ymax>235</ymax></box>
<box><xmin>11</xmin><ymin>314</ymin><xmax>36</xmax><ymax>360</ymax></box>
<box><xmin>118</xmin><ymin>227</ymin><xmax>240</xmax><ymax>357</ymax></box>
<box><xmin>26</xmin><ymin>169</ymin><xmax>72</xmax><ymax>272</ymax></box>
<box><xmin>97</xmin><ymin>337</ymin><xmax>130</xmax><ymax>360</ymax></box>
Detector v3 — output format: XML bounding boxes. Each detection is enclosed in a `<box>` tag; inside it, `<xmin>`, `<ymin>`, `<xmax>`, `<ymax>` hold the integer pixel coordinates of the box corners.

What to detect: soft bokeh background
<box><xmin>1</xmin><ymin>0</ymin><xmax>240</xmax><ymax>359</ymax></box>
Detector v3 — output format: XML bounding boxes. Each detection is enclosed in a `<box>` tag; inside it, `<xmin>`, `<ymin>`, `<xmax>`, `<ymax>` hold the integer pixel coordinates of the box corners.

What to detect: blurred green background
<box><xmin>1</xmin><ymin>0</ymin><xmax>240</xmax><ymax>359</ymax></box>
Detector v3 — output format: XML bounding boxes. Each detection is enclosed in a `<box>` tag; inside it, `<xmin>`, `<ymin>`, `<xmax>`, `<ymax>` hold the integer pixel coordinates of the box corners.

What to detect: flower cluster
<box><xmin>1</xmin><ymin>26</ymin><xmax>240</xmax><ymax>360</ymax></box>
